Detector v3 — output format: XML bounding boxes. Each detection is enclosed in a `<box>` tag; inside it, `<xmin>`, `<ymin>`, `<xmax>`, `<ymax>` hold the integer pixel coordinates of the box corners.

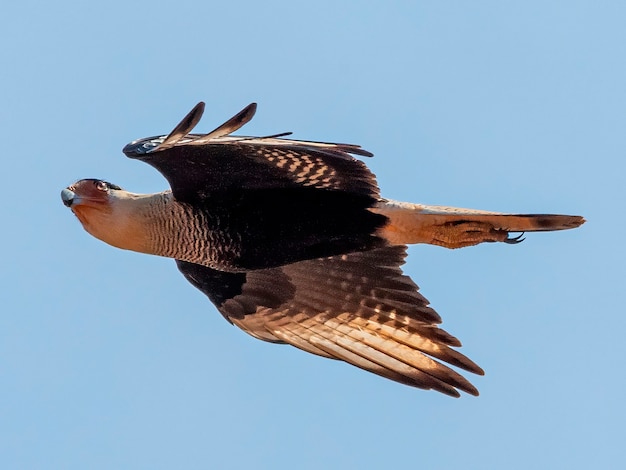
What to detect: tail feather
<box><xmin>374</xmin><ymin>201</ymin><xmax>585</xmax><ymax>248</ymax></box>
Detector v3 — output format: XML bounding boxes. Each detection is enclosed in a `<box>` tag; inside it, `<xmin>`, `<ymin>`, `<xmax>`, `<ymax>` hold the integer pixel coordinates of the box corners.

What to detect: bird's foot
<box><xmin>430</xmin><ymin>221</ymin><xmax>518</xmax><ymax>249</ymax></box>
<box><xmin>504</xmin><ymin>232</ymin><xmax>525</xmax><ymax>244</ymax></box>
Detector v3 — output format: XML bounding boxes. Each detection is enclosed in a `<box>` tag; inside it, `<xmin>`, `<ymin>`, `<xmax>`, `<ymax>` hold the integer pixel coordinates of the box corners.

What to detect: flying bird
<box><xmin>61</xmin><ymin>102</ymin><xmax>584</xmax><ymax>397</ymax></box>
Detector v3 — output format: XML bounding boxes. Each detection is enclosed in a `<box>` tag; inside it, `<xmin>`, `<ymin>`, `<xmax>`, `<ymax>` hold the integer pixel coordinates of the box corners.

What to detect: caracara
<box><xmin>61</xmin><ymin>102</ymin><xmax>584</xmax><ymax>397</ymax></box>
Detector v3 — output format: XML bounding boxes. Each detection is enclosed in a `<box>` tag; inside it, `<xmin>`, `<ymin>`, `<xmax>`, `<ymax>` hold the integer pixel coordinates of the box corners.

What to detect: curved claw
<box><xmin>504</xmin><ymin>232</ymin><xmax>526</xmax><ymax>244</ymax></box>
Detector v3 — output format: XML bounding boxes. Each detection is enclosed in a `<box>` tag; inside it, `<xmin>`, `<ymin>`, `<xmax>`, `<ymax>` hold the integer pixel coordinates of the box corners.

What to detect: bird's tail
<box><xmin>372</xmin><ymin>201</ymin><xmax>585</xmax><ymax>249</ymax></box>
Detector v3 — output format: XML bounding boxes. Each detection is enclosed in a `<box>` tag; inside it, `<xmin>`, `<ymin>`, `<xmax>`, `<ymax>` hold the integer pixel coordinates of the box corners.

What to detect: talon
<box><xmin>504</xmin><ymin>232</ymin><xmax>525</xmax><ymax>244</ymax></box>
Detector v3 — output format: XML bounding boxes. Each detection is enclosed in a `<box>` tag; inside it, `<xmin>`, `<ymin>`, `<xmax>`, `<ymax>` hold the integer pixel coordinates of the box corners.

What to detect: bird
<box><xmin>61</xmin><ymin>102</ymin><xmax>584</xmax><ymax>397</ymax></box>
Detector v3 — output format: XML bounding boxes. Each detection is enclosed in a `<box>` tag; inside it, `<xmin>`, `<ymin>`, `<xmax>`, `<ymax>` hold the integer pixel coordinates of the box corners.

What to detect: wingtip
<box><xmin>237</xmin><ymin>102</ymin><xmax>258</xmax><ymax>126</ymax></box>
<box><xmin>237</xmin><ymin>102</ymin><xmax>258</xmax><ymax>128</ymax></box>
<box><xmin>151</xmin><ymin>101</ymin><xmax>206</xmax><ymax>152</ymax></box>
<box><xmin>181</xmin><ymin>101</ymin><xmax>206</xmax><ymax>128</ymax></box>
<box><xmin>195</xmin><ymin>101</ymin><xmax>206</xmax><ymax>116</ymax></box>
<box><xmin>190</xmin><ymin>102</ymin><xmax>258</xmax><ymax>143</ymax></box>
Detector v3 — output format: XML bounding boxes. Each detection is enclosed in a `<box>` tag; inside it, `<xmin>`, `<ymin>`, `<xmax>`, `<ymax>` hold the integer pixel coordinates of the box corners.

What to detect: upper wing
<box><xmin>123</xmin><ymin>102</ymin><xmax>380</xmax><ymax>204</ymax></box>
<box><xmin>177</xmin><ymin>246</ymin><xmax>484</xmax><ymax>397</ymax></box>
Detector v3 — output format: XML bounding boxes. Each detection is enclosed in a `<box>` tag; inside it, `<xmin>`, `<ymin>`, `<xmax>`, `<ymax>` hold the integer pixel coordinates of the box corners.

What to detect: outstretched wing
<box><xmin>177</xmin><ymin>246</ymin><xmax>484</xmax><ymax>397</ymax></box>
<box><xmin>123</xmin><ymin>102</ymin><xmax>380</xmax><ymax>204</ymax></box>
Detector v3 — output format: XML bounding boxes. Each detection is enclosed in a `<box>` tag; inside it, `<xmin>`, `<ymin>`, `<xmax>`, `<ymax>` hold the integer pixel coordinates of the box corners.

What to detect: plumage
<box><xmin>61</xmin><ymin>102</ymin><xmax>585</xmax><ymax>396</ymax></box>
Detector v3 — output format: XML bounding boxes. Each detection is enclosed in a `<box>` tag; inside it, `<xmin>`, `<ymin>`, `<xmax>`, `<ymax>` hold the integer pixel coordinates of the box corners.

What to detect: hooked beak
<box><xmin>61</xmin><ymin>188</ymin><xmax>76</xmax><ymax>207</ymax></box>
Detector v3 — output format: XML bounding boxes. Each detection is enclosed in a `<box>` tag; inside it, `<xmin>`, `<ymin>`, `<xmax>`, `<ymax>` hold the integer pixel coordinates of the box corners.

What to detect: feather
<box><xmin>152</xmin><ymin>102</ymin><xmax>205</xmax><ymax>151</ymax></box>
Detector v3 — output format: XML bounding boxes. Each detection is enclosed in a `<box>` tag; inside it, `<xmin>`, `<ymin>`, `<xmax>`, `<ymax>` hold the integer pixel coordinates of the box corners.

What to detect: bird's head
<box><xmin>62</xmin><ymin>178</ymin><xmax>121</xmax><ymax>220</ymax></box>
<box><xmin>61</xmin><ymin>179</ymin><xmax>149</xmax><ymax>252</ymax></box>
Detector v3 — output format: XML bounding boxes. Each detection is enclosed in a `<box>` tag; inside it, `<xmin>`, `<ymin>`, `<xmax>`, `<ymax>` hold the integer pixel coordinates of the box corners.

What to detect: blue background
<box><xmin>1</xmin><ymin>2</ymin><xmax>623</xmax><ymax>469</ymax></box>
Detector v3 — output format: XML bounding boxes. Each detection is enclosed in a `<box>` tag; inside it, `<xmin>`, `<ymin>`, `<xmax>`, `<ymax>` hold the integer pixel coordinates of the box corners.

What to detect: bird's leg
<box><xmin>427</xmin><ymin>221</ymin><xmax>517</xmax><ymax>249</ymax></box>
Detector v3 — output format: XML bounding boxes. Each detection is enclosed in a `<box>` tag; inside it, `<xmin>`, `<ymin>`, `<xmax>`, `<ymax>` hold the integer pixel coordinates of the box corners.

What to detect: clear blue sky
<box><xmin>1</xmin><ymin>1</ymin><xmax>624</xmax><ymax>469</ymax></box>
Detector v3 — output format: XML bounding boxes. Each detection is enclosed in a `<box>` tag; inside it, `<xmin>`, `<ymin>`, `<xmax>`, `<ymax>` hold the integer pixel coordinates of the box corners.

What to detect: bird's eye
<box><xmin>95</xmin><ymin>181</ymin><xmax>109</xmax><ymax>191</ymax></box>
